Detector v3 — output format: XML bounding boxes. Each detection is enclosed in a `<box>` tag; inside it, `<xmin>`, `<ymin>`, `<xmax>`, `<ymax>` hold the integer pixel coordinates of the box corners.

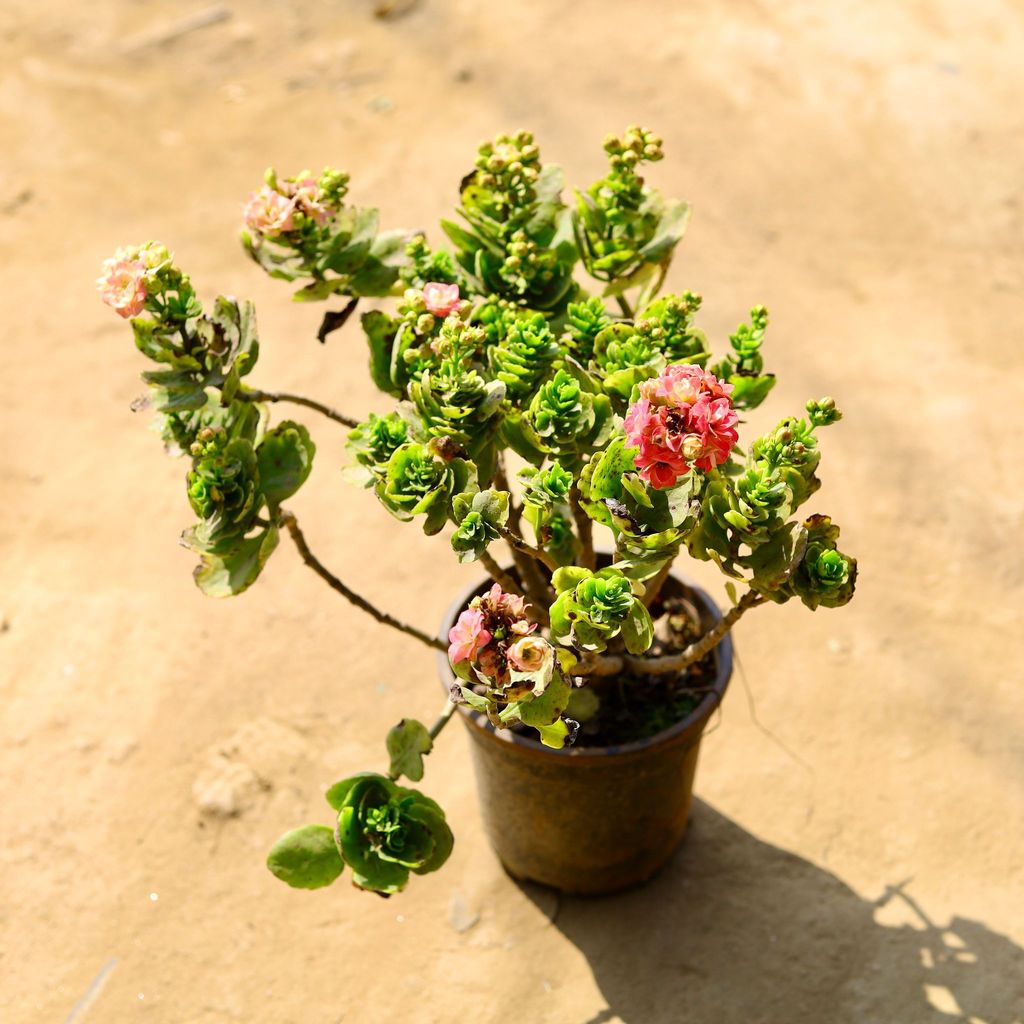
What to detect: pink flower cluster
<box><xmin>422</xmin><ymin>282</ymin><xmax>461</xmax><ymax>318</ymax></box>
<box><xmin>448</xmin><ymin>584</ymin><xmax>551</xmax><ymax>694</ymax></box>
<box><xmin>623</xmin><ymin>364</ymin><xmax>739</xmax><ymax>489</ymax></box>
<box><xmin>243</xmin><ymin>176</ymin><xmax>332</xmax><ymax>237</ymax></box>
<box><xmin>96</xmin><ymin>243</ymin><xmax>168</xmax><ymax>319</ymax></box>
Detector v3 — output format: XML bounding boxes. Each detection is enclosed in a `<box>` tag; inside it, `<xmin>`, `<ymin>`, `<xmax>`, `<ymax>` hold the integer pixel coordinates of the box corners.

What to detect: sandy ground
<box><xmin>2</xmin><ymin>1</ymin><xmax>1023</xmax><ymax>1021</ymax></box>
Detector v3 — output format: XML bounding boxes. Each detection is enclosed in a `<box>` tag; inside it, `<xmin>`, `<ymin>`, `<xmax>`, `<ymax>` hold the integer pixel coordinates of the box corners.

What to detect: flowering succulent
<box><xmin>104</xmin><ymin>124</ymin><xmax>858</xmax><ymax>901</ymax></box>
<box><xmin>241</xmin><ymin>166</ymin><xmax>407</xmax><ymax>302</ymax></box>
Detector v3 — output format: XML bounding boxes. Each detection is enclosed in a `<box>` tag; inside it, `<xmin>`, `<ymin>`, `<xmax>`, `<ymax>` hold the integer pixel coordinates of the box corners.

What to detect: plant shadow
<box><xmin>520</xmin><ymin>801</ymin><xmax>1024</xmax><ymax>1024</ymax></box>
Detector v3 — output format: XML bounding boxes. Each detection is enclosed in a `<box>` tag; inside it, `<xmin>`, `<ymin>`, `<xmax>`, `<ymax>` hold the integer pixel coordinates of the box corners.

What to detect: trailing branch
<box><xmin>241</xmin><ymin>388</ymin><xmax>360</xmax><ymax>429</ymax></box>
<box><xmin>279</xmin><ymin>510</ymin><xmax>446</xmax><ymax>652</ymax></box>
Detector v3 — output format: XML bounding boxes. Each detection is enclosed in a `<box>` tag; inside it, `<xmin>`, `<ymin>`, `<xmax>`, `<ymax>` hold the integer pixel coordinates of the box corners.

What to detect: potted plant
<box><xmin>98</xmin><ymin>126</ymin><xmax>857</xmax><ymax>897</ymax></box>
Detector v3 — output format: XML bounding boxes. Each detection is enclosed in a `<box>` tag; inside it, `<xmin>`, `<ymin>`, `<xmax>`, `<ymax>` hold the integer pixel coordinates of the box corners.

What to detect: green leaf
<box><xmin>637</xmin><ymin>200</ymin><xmax>691</xmax><ymax>263</ymax></box>
<box><xmin>532</xmin><ymin>718</ymin><xmax>574</xmax><ymax>749</ymax></box>
<box><xmin>193</xmin><ymin>526</ymin><xmax>279</xmax><ymax>597</ymax></box>
<box><xmin>551</xmin><ymin>565</ymin><xmax>591</xmax><ymax>594</ymax></box>
<box><xmin>256</xmin><ymin>421</ymin><xmax>315</xmax><ymax>507</ymax></box>
<box><xmin>386</xmin><ymin>718</ymin><xmax>433</xmax><ymax>782</ymax></box>
<box><xmin>266</xmin><ymin>824</ymin><xmax>344</xmax><ymax>889</ymax></box>
<box><xmin>403</xmin><ymin>799</ymin><xmax>455</xmax><ymax>874</ymax></box>
<box><xmin>620</xmin><ymin>601</ymin><xmax>655</xmax><ymax>655</ymax></box>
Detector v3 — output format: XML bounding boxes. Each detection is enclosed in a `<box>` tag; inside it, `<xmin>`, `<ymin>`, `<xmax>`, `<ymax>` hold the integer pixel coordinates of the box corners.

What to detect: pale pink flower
<box><xmin>507</xmin><ymin>636</ymin><xmax>553</xmax><ymax>674</ymax></box>
<box><xmin>422</xmin><ymin>282</ymin><xmax>461</xmax><ymax>318</ymax></box>
<box><xmin>243</xmin><ymin>186</ymin><xmax>296</xmax><ymax>237</ymax></box>
<box><xmin>96</xmin><ymin>249</ymin><xmax>148</xmax><ymax>318</ymax></box>
<box><xmin>656</xmin><ymin>364</ymin><xmax>733</xmax><ymax>405</ymax></box>
<box><xmin>448</xmin><ymin>607</ymin><xmax>492</xmax><ymax>664</ymax></box>
<box><xmin>289</xmin><ymin>176</ymin><xmax>331</xmax><ymax>226</ymax></box>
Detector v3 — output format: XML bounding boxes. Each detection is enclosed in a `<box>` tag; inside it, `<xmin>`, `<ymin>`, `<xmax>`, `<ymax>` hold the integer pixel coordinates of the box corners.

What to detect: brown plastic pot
<box><xmin>436</xmin><ymin>568</ymin><xmax>733</xmax><ymax>895</ymax></box>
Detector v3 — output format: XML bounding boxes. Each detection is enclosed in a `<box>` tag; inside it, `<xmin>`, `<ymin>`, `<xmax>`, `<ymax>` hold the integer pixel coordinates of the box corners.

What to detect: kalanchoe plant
<box><xmin>101</xmin><ymin>126</ymin><xmax>857</xmax><ymax>899</ymax></box>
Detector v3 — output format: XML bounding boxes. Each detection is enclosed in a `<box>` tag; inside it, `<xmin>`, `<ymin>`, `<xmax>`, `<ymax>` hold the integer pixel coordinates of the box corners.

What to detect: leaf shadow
<box><xmin>519</xmin><ymin>801</ymin><xmax>1024</xmax><ymax>1024</ymax></box>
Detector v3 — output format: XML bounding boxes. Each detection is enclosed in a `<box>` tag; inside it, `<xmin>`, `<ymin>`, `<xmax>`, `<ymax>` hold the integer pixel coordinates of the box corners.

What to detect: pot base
<box><xmin>462</xmin><ymin>715</ymin><xmax>705</xmax><ymax>895</ymax></box>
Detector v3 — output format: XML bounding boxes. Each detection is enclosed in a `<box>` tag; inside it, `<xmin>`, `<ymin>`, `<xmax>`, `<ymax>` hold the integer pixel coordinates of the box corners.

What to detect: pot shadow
<box><xmin>521</xmin><ymin>802</ymin><xmax>1024</xmax><ymax>1023</ymax></box>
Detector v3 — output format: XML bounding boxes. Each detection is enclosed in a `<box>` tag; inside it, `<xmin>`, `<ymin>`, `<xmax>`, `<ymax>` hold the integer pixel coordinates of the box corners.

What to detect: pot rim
<box><xmin>436</xmin><ymin>565</ymin><xmax>733</xmax><ymax>760</ymax></box>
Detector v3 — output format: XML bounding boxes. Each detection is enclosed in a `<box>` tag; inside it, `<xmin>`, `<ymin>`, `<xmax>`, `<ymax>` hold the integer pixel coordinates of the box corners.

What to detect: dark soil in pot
<box><xmin>437</xmin><ymin>564</ymin><xmax>733</xmax><ymax>895</ymax></box>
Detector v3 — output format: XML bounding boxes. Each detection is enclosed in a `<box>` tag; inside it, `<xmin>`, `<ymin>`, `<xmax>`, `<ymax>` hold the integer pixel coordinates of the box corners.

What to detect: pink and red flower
<box><xmin>422</xmin><ymin>282</ymin><xmax>461</xmax><ymax>318</ymax></box>
<box><xmin>448</xmin><ymin>607</ymin><xmax>491</xmax><ymax>664</ymax></box>
<box><xmin>624</xmin><ymin>364</ymin><xmax>739</xmax><ymax>489</ymax></box>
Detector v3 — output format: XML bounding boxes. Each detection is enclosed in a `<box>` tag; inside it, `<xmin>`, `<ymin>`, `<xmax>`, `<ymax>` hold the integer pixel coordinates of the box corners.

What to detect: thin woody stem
<box><xmin>479</xmin><ymin>550</ymin><xmax>550</xmax><ymax>627</ymax></box>
<box><xmin>241</xmin><ymin>388</ymin><xmax>360</xmax><ymax>429</ymax></box>
<box><xmin>428</xmin><ymin>699</ymin><xmax>458</xmax><ymax>741</ymax></box>
<box><xmin>575</xmin><ymin>589</ymin><xmax>765</xmax><ymax>677</ymax></box>
<box><xmin>479</xmin><ymin>550</ymin><xmax>523</xmax><ymax>596</ymax></box>
<box><xmin>498</xmin><ymin>525</ymin><xmax>560</xmax><ymax>574</ymax></box>
<box><xmin>569</xmin><ymin>484</ymin><xmax>595</xmax><ymax>571</ymax></box>
<box><xmin>641</xmin><ymin>557</ymin><xmax>675</xmax><ymax>609</ymax></box>
<box><xmin>494</xmin><ymin>458</ymin><xmax>552</xmax><ymax>604</ymax></box>
<box><xmin>279</xmin><ymin>510</ymin><xmax>446</xmax><ymax>653</ymax></box>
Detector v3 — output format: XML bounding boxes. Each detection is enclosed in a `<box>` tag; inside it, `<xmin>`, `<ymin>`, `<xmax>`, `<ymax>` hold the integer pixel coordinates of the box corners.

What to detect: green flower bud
<box><xmin>400</xmin><ymin>236</ymin><xmax>462</xmax><ymax>290</ymax></box>
<box><xmin>637</xmin><ymin>292</ymin><xmax>709</xmax><ymax>364</ymax></box>
<box><xmin>524</xmin><ymin>369</ymin><xmax>613</xmax><ymax>458</ymax></box>
<box><xmin>806</xmin><ymin>397</ymin><xmax>842</xmax><ymax>427</ymax></box>
<box><xmin>186</xmin><ymin>427</ymin><xmax>260</xmax><ymax>533</ymax></box>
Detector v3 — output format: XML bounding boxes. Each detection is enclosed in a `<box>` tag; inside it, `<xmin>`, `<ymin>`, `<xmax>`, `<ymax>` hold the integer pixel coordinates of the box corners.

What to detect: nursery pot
<box><xmin>437</xmin><ymin>568</ymin><xmax>733</xmax><ymax>896</ymax></box>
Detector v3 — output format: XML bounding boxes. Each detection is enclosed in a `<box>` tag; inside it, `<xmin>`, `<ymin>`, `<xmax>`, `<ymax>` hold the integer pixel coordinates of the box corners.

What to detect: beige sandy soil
<box><xmin>2</xmin><ymin>1</ymin><xmax>1023</xmax><ymax>1021</ymax></box>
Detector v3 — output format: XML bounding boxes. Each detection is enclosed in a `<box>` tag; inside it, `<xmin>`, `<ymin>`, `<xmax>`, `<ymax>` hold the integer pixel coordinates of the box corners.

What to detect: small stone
<box><xmin>448</xmin><ymin>890</ymin><xmax>480</xmax><ymax>933</ymax></box>
<box><xmin>193</xmin><ymin>758</ymin><xmax>262</xmax><ymax>817</ymax></box>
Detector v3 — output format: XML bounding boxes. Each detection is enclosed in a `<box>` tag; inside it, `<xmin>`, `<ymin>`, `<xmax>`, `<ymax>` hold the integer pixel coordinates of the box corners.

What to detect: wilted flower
<box><xmin>243</xmin><ymin>185</ymin><xmax>297</xmax><ymax>236</ymax></box>
<box><xmin>507</xmin><ymin>635</ymin><xmax>552</xmax><ymax>673</ymax></box>
<box><xmin>96</xmin><ymin>249</ymin><xmax>148</xmax><ymax>318</ymax></box>
<box><xmin>422</xmin><ymin>282</ymin><xmax>461</xmax><ymax>318</ymax></box>
<box><xmin>448</xmin><ymin>607</ymin><xmax>492</xmax><ymax>664</ymax></box>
